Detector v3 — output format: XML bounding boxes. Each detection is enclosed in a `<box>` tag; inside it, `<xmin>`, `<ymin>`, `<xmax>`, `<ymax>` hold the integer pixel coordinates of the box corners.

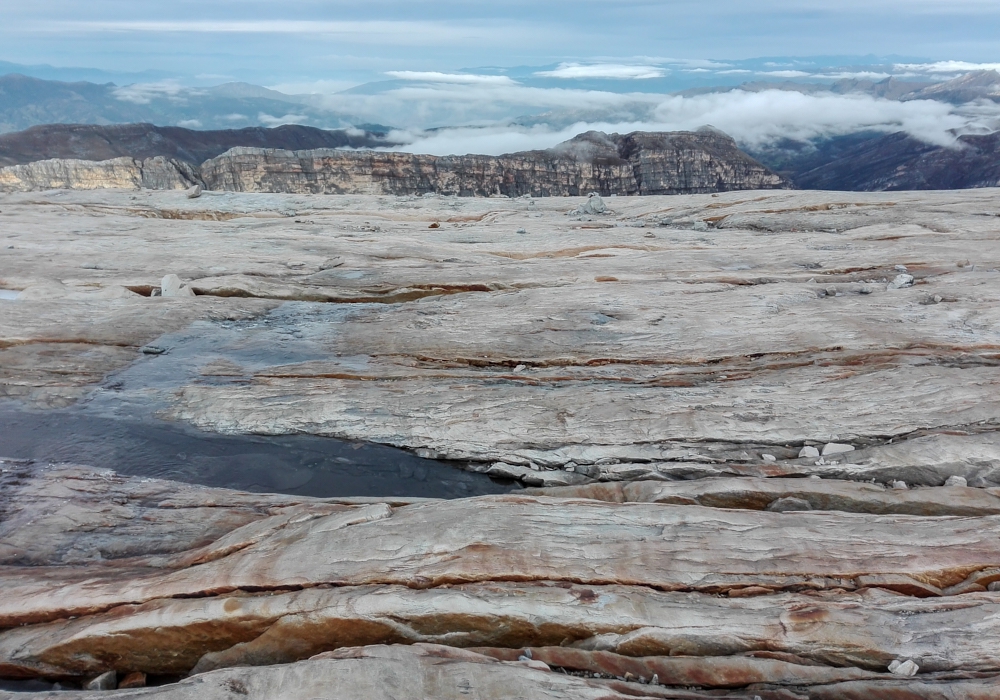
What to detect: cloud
<box><xmin>820</xmin><ymin>71</ymin><xmax>893</xmax><ymax>80</ymax></box>
<box><xmin>896</xmin><ymin>61</ymin><xmax>1000</xmax><ymax>73</ymax></box>
<box><xmin>267</xmin><ymin>80</ymin><xmax>361</xmax><ymax>94</ymax></box>
<box><xmin>223</xmin><ymin>113</ymin><xmax>248</xmax><ymax>121</ymax></box>
<box><xmin>759</xmin><ymin>70</ymin><xmax>813</xmax><ymax>78</ymax></box>
<box><xmin>177</xmin><ymin>119</ymin><xmax>202</xmax><ymax>128</ymax></box>
<box><xmin>362</xmin><ymin>89</ymin><xmax>1000</xmax><ymax>156</ymax></box>
<box><xmin>112</xmin><ymin>80</ymin><xmax>201</xmax><ymax>104</ymax></box>
<box><xmin>536</xmin><ymin>63</ymin><xmax>667</xmax><ymax>80</ymax></box>
<box><xmin>258</xmin><ymin>112</ymin><xmax>308</xmax><ymax>126</ymax></box>
<box><xmin>42</xmin><ymin>19</ymin><xmax>554</xmax><ymax>48</ymax></box>
<box><xmin>385</xmin><ymin>71</ymin><xmax>518</xmax><ymax>85</ymax></box>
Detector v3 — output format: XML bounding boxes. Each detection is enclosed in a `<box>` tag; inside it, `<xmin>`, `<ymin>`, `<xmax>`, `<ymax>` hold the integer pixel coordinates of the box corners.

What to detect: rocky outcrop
<box><xmin>5</xmin><ymin>462</ymin><xmax>1000</xmax><ymax>696</ymax></box>
<box><xmin>0</xmin><ymin>156</ymin><xmax>199</xmax><ymax>192</ymax></box>
<box><xmin>200</xmin><ymin>130</ymin><xmax>788</xmax><ymax>196</ymax></box>
<box><xmin>0</xmin><ymin>129</ymin><xmax>787</xmax><ymax>195</ymax></box>
<box><xmin>3</xmin><ymin>187</ymin><xmax>1000</xmax><ymax>697</ymax></box>
<box><xmin>527</xmin><ymin>476</ymin><xmax>1000</xmax><ymax>516</ymax></box>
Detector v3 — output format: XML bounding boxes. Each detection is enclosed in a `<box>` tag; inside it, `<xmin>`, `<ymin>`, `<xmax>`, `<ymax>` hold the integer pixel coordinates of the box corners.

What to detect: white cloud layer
<box><xmin>42</xmin><ymin>19</ymin><xmax>553</xmax><ymax>48</ymax></box>
<box><xmin>759</xmin><ymin>70</ymin><xmax>812</xmax><ymax>78</ymax></box>
<box><xmin>368</xmin><ymin>89</ymin><xmax>1000</xmax><ymax>156</ymax></box>
<box><xmin>536</xmin><ymin>63</ymin><xmax>667</xmax><ymax>80</ymax></box>
<box><xmin>112</xmin><ymin>80</ymin><xmax>201</xmax><ymax>104</ymax></box>
<box><xmin>896</xmin><ymin>61</ymin><xmax>1000</xmax><ymax>73</ymax></box>
<box><xmin>385</xmin><ymin>71</ymin><xmax>517</xmax><ymax>85</ymax></box>
<box><xmin>258</xmin><ymin>112</ymin><xmax>308</xmax><ymax>126</ymax></box>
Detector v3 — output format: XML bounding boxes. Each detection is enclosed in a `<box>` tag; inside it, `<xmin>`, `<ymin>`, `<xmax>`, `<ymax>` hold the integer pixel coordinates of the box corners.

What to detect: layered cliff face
<box><xmin>201</xmin><ymin>130</ymin><xmax>788</xmax><ymax>196</ymax></box>
<box><xmin>0</xmin><ymin>155</ymin><xmax>198</xmax><ymax>192</ymax></box>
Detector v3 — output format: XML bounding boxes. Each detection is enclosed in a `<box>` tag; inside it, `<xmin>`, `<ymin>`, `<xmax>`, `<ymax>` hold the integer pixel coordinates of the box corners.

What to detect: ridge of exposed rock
<box><xmin>5</xmin><ymin>464</ymin><xmax>1000</xmax><ymax>698</ymax></box>
<box><xmin>0</xmin><ymin>130</ymin><xmax>789</xmax><ymax>195</ymax></box>
<box><xmin>200</xmin><ymin>130</ymin><xmax>788</xmax><ymax>196</ymax></box>
<box><xmin>0</xmin><ymin>156</ymin><xmax>200</xmax><ymax>192</ymax></box>
<box><xmin>6</xmin><ymin>463</ymin><xmax>1000</xmax><ymax>628</ymax></box>
<box><xmin>526</xmin><ymin>476</ymin><xmax>1000</xmax><ymax>516</ymax></box>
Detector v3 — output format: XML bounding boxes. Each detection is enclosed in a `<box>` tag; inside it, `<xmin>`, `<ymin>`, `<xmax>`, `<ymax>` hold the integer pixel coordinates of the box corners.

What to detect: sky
<box><xmin>3</xmin><ymin>0</ymin><xmax>1000</xmax><ymax>86</ymax></box>
<box><xmin>2</xmin><ymin>1</ymin><xmax>999</xmax><ymax>154</ymax></box>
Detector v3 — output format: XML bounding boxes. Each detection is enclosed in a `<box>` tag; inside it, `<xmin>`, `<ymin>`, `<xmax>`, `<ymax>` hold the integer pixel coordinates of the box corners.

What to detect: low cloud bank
<box><xmin>535</xmin><ymin>63</ymin><xmax>667</xmax><ymax>80</ymax></box>
<box><xmin>107</xmin><ymin>70</ymin><xmax>1000</xmax><ymax>156</ymax></box>
<box><xmin>376</xmin><ymin>89</ymin><xmax>1000</xmax><ymax>156</ymax></box>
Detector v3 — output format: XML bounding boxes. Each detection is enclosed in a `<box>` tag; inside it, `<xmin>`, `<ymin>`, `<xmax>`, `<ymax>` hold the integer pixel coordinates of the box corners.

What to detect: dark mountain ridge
<box><xmin>790</xmin><ymin>131</ymin><xmax>1000</xmax><ymax>191</ymax></box>
<box><xmin>0</xmin><ymin>122</ymin><xmax>401</xmax><ymax>168</ymax></box>
<box><xmin>0</xmin><ymin>73</ymin><xmax>364</xmax><ymax>134</ymax></box>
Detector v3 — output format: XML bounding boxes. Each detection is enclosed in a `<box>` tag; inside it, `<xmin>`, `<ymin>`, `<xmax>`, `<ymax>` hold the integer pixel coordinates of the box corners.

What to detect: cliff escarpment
<box><xmin>0</xmin><ymin>155</ymin><xmax>200</xmax><ymax>192</ymax></box>
<box><xmin>200</xmin><ymin>130</ymin><xmax>788</xmax><ymax>196</ymax></box>
<box><xmin>0</xmin><ymin>128</ymin><xmax>789</xmax><ymax>195</ymax></box>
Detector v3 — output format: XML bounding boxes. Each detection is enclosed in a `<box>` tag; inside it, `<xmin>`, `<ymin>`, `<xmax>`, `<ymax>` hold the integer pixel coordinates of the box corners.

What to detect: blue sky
<box><xmin>2</xmin><ymin>0</ymin><xmax>999</xmax><ymax>86</ymax></box>
<box><xmin>3</xmin><ymin>0</ymin><xmax>999</xmax><ymax>152</ymax></box>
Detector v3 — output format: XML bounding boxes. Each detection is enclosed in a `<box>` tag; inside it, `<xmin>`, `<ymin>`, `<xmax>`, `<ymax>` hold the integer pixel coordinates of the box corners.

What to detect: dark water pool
<box><xmin>0</xmin><ymin>409</ymin><xmax>515</xmax><ymax>499</ymax></box>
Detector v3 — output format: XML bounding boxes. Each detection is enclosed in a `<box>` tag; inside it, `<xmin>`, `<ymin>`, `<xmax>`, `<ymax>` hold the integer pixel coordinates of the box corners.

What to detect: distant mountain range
<box><xmin>755</xmin><ymin>131</ymin><xmax>1000</xmax><ymax>191</ymax></box>
<box><xmin>675</xmin><ymin>70</ymin><xmax>1000</xmax><ymax>105</ymax></box>
<box><xmin>2</xmin><ymin>121</ymin><xmax>997</xmax><ymax>193</ymax></box>
<box><xmin>0</xmin><ymin>74</ymin><xmax>371</xmax><ymax>134</ymax></box>
<box><xmin>2</xmin><ymin>63</ymin><xmax>1000</xmax><ymax>193</ymax></box>
<box><xmin>3</xmin><ymin>61</ymin><xmax>1000</xmax><ymax>136</ymax></box>
<box><xmin>0</xmin><ymin>123</ymin><xmax>401</xmax><ymax>169</ymax></box>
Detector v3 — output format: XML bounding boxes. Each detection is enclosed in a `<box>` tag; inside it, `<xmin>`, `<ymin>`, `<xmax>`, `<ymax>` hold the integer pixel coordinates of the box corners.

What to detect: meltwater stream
<box><xmin>0</xmin><ymin>410</ymin><xmax>513</xmax><ymax>498</ymax></box>
<box><xmin>0</xmin><ymin>302</ymin><xmax>516</xmax><ymax>499</ymax></box>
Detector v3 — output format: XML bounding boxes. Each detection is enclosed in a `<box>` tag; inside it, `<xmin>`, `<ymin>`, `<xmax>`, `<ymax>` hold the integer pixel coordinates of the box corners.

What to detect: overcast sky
<box><xmin>2</xmin><ymin>0</ymin><xmax>999</xmax><ymax>85</ymax></box>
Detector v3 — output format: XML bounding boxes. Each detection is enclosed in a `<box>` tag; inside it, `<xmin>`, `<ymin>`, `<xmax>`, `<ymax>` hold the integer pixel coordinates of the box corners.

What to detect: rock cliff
<box><xmin>201</xmin><ymin>130</ymin><xmax>788</xmax><ymax>196</ymax></box>
<box><xmin>0</xmin><ymin>129</ymin><xmax>788</xmax><ymax>195</ymax></box>
<box><xmin>0</xmin><ymin>156</ymin><xmax>198</xmax><ymax>192</ymax></box>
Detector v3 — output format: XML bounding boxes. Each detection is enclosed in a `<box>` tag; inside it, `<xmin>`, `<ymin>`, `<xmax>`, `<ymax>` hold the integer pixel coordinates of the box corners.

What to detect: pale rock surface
<box><xmin>2</xmin><ymin>644</ymin><xmax>713</xmax><ymax>700</ymax></box>
<box><xmin>160</xmin><ymin>273</ymin><xmax>195</xmax><ymax>298</ymax></box>
<box><xmin>4</xmin><ymin>187</ymin><xmax>1000</xmax><ymax>698</ymax></box>
<box><xmin>2</xmin><ymin>188</ymin><xmax>1000</xmax><ymax>475</ymax></box>
<box><xmin>527</xmin><ymin>476</ymin><xmax>1000</xmax><ymax>516</ymax></box>
<box><xmin>5</xmin><ymin>467</ymin><xmax>1000</xmax><ymax>695</ymax></box>
<box><xmin>13</xmin><ymin>489</ymin><xmax>1000</xmax><ymax>626</ymax></box>
<box><xmin>888</xmin><ymin>273</ymin><xmax>915</xmax><ymax>289</ymax></box>
<box><xmin>821</xmin><ymin>443</ymin><xmax>855</xmax><ymax>457</ymax></box>
<box><xmin>888</xmin><ymin>659</ymin><xmax>920</xmax><ymax>677</ymax></box>
<box><xmin>0</xmin><ymin>157</ymin><xmax>199</xmax><ymax>193</ymax></box>
<box><xmin>83</xmin><ymin>671</ymin><xmax>115</xmax><ymax>690</ymax></box>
